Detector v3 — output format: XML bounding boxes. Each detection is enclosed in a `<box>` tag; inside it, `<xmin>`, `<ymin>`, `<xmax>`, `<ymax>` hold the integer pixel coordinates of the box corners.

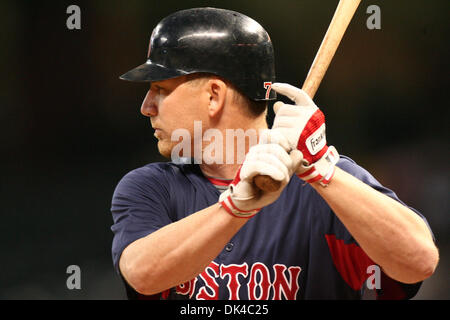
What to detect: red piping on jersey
<box><xmin>206</xmin><ymin>176</ymin><xmax>233</xmax><ymax>186</ymax></box>
<box><xmin>325</xmin><ymin>234</ymin><xmax>406</xmax><ymax>299</ymax></box>
<box><xmin>325</xmin><ymin>234</ymin><xmax>374</xmax><ymax>291</ymax></box>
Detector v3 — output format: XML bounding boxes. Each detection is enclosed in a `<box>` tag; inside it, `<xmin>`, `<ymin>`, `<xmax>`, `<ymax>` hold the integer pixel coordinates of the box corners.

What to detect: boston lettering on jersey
<box><xmin>163</xmin><ymin>261</ymin><xmax>301</xmax><ymax>300</ymax></box>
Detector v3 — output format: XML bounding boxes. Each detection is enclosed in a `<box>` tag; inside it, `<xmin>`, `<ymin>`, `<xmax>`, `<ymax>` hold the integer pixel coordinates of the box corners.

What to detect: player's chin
<box><xmin>157</xmin><ymin>140</ymin><xmax>173</xmax><ymax>159</ymax></box>
<box><xmin>157</xmin><ymin>137</ymin><xmax>195</xmax><ymax>161</ymax></box>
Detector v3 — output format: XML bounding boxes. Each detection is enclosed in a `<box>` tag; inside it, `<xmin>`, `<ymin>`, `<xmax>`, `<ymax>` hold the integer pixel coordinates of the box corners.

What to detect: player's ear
<box><xmin>206</xmin><ymin>78</ymin><xmax>227</xmax><ymax>118</ymax></box>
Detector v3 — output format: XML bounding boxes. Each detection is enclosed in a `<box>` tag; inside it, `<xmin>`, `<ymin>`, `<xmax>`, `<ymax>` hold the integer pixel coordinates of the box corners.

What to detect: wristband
<box><xmin>297</xmin><ymin>146</ymin><xmax>339</xmax><ymax>187</ymax></box>
<box><xmin>219</xmin><ymin>190</ymin><xmax>260</xmax><ymax>218</ymax></box>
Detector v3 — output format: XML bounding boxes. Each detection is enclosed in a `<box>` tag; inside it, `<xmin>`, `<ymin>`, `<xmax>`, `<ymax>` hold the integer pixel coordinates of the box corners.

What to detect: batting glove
<box><xmin>271</xmin><ymin>82</ymin><xmax>340</xmax><ymax>186</ymax></box>
<box><xmin>219</xmin><ymin>130</ymin><xmax>303</xmax><ymax>218</ymax></box>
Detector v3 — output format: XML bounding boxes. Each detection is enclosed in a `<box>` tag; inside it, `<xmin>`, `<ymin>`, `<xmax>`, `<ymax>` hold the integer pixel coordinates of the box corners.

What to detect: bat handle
<box><xmin>253</xmin><ymin>175</ymin><xmax>282</xmax><ymax>192</ymax></box>
<box><xmin>252</xmin><ymin>81</ymin><xmax>314</xmax><ymax>192</ymax></box>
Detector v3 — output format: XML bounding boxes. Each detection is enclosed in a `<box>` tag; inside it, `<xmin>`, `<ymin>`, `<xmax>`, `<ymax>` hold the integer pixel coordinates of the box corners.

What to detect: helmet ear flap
<box><xmin>120</xmin><ymin>7</ymin><xmax>276</xmax><ymax>102</ymax></box>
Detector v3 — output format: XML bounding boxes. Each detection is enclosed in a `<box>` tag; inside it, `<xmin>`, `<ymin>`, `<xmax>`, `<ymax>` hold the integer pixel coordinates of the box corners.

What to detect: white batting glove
<box><xmin>271</xmin><ymin>82</ymin><xmax>340</xmax><ymax>186</ymax></box>
<box><xmin>219</xmin><ymin>130</ymin><xmax>303</xmax><ymax>218</ymax></box>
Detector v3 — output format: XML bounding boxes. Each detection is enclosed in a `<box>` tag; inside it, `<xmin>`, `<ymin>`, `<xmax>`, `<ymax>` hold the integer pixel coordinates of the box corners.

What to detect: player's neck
<box><xmin>199</xmin><ymin>116</ymin><xmax>269</xmax><ymax>180</ymax></box>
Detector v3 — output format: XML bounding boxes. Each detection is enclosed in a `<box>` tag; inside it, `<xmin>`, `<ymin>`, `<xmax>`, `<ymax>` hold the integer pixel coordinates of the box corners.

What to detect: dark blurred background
<box><xmin>0</xmin><ymin>0</ymin><xmax>448</xmax><ymax>299</ymax></box>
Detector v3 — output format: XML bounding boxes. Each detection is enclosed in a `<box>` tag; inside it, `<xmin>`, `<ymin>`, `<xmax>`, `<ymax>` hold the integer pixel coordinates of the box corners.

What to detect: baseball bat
<box><xmin>254</xmin><ymin>0</ymin><xmax>361</xmax><ymax>192</ymax></box>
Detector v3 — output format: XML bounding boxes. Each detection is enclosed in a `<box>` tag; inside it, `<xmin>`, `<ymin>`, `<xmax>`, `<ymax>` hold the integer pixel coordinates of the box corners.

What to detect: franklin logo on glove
<box><xmin>307</xmin><ymin>124</ymin><xmax>326</xmax><ymax>155</ymax></box>
<box><xmin>269</xmin><ymin>83</ymin><xmax>339</xmax><ymax>186</ymax></box>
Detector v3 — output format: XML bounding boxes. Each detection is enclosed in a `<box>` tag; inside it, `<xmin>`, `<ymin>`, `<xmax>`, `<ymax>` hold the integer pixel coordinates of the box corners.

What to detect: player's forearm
<box><xmin>311</xmin><ymin>167</ymin><xmax>439</xmax><ymax>284</ymax></box>
<box><xmin>119</xmin><ymin>203</ymin><xmax>247</xmax><ymax>295</ymax></box>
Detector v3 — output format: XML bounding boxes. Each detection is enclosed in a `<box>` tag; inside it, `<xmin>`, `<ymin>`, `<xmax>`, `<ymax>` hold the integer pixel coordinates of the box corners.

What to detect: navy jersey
<box><xmin>110</xmin><ymin>156</ymin><xmax>430</xmax><ymax>300</ymax></box>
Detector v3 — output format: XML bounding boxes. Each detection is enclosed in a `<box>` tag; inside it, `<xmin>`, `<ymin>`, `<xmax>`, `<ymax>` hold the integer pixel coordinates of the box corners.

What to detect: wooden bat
<box><xmin>254</xmin><ymin>0</ymin><xmax>361</xmax><ymax>192</ymax></box>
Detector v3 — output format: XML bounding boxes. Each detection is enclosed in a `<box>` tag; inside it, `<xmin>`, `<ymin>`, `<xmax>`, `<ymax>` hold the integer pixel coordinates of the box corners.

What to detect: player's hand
<box><xmin>271</xmin><ymin>82</ymin><xmax>340</xmax><ymax>186</ymax></box>
<box><xmin>219</xmin><ymin>130</ymin><xmax>303</xmax><ymax>218</ymax></box>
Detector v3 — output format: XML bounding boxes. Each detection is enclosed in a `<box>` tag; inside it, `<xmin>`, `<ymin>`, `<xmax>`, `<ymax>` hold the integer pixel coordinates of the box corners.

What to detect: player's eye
<box><xmin>152</xmin><ymin>84</ymin><xmax>168</xmax><ymax>94</ymax></box>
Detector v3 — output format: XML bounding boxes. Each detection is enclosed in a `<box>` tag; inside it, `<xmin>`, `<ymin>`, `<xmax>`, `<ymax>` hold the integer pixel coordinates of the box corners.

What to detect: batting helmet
<box><xmin>120</xmin><ymin>7</ymin><xmax>276</xmax><ymax>101</ymax></box>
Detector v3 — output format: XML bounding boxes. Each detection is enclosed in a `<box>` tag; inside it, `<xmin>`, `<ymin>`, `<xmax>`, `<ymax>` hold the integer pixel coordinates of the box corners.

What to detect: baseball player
<box><xmin>111</xmin><ymin>7</ymin><xmax>438</xmax><ymax>300</ymax></box>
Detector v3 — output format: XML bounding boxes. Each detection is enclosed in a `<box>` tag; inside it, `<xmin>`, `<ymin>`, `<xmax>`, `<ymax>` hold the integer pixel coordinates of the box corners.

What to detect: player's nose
<box><xmin>140</xmin><ymin>89</ymin><xmax>158</xmax><ymax>117</ymax></box>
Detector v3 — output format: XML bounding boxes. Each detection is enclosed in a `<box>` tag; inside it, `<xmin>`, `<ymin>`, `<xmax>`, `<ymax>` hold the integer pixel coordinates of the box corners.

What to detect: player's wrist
<box><xmin>218</xmin><ymin>189</ymin><xmax>260</xmax><ymax>219</ymax></box>
<box><xmin>296</xmin><ymin>146</ymin><xmax>339</xmax><ymax>187</ymax></box>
